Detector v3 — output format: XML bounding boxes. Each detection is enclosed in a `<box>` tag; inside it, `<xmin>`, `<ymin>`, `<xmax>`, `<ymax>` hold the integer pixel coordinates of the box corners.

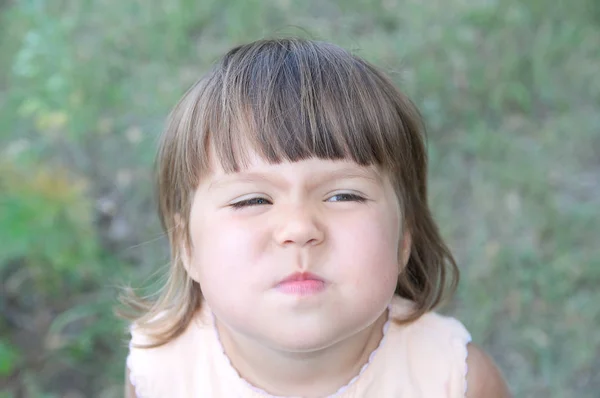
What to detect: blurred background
<box><xmin>0</xmin><ymin>0</ymin><xmax>598</xmax><ymax>397</ymax></box>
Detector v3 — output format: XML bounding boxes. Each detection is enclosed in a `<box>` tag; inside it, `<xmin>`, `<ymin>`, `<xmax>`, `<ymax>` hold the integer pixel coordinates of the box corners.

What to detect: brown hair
<box><xmin>120</xmin><ymin>37</ymin><xmax>459</xmax><ymax>348</ymax></box>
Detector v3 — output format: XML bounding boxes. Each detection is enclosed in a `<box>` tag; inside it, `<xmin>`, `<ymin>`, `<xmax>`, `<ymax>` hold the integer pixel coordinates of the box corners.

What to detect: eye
<box><xmin>326</xmin><ymin>193</ymin><xmax>367</xmax><ymax>203</ymax></box>
<box><xmin>230</xmin><ymin>197</ymin><xmax>272</xmax><ymax>209</ymax></box>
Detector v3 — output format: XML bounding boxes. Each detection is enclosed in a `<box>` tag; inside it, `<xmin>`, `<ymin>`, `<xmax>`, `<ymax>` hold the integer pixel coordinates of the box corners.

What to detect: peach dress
<box><xmin>127</xmin><ymin>296</ymin><xmax>471</xmax><ymax>397</ymax></box>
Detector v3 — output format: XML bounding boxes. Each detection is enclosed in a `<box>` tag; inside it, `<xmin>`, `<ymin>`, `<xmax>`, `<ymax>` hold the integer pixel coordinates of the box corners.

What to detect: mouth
<box><xmin>275</xmin><ymin>272</ymin><xmax>327</xmax><ymax>296</ymax></box>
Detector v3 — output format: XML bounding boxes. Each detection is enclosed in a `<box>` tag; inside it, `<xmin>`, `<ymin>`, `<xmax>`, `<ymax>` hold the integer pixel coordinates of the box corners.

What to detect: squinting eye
<box><xmin>230</xmin><ymin>197</ymin><xmax>272</xmax><ymax>209</ymax></box>
<box><xmin>327</xmin><ymin>193</ymin><xmax>366</xmax><ymax>203</ymax></box>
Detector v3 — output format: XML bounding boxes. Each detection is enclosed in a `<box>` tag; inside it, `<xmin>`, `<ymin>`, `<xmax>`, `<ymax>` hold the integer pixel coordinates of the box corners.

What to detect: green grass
<box><xmin>1</xmin><ymin>0</ymin><xmax>598</xmax><ymax>396</ymax></box>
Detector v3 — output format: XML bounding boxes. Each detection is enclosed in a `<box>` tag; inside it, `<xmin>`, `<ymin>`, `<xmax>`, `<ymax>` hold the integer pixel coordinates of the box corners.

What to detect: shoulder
<box><xmin>404</xmin><ymin>310</ymin><xmax>512</xmax><ymax>397</ymax></box>
<box><xmin>389</xmin><ymin>297</ymin><xmax>472</xmax><ymax>345</ymax></box>
<box><xmin>126</xmin><ymin>310</ymin><xmax>214</xmax><ymax>397</ymax></box>
<box><xmin>466</xmin><ymin>343</ymin><xmax>512</xmax><ymax>398</ymax></box>
<box><xmin>387</xmin><ymin>297</ymin><xmax>511</xmax><ymax>397</ymax></box>
<box><xmin>410</xmin><ymin>310</ymin><xmax>471</xmax><ymax>342</ymax></box>
<box><xmin>127</xmin><ymin>323</ymin><xmax>182</xmax><ymax>398</ymax></box>
<box><xmin>385</xmin><ymin>298</ymin><xmax>472</xmax><ymax>394</ymax></box>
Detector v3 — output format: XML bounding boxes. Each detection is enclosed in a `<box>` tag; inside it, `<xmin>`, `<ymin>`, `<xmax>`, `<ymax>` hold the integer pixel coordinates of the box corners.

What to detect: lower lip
<box><xmin>276</xmin><ymin>280</ymin><xmax>326</xmax><ymax>296</ymax></box>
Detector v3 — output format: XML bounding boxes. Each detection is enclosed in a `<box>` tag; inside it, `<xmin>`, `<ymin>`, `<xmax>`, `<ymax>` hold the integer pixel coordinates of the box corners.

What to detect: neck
<box><xmin>215</xmin><ymin>310</ymin><xmax>388</xmax><ymax>398</ymax></box>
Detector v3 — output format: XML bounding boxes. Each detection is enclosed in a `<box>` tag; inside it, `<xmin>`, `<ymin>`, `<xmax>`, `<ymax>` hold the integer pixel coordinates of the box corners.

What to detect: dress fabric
<box><xmin>127</xmin><ymin>296</ymin><xmax>472</xmax><ymax>398</ymax></box>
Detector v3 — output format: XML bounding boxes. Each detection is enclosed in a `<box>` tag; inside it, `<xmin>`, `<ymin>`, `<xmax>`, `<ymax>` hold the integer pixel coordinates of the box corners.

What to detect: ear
<box><xmin>174</xmin><ymin>213</ymin><xmax>200</xmax><ymax>282</ymax></box>
<box><xmin>399</xmin><ymin>228</ymin><xmax>412</xmax><ymax>272</ymax></box>
<box><xmin>180</xmin><ymin>242</ymin><xmax>200</xmax><ymax>282</ymax></box>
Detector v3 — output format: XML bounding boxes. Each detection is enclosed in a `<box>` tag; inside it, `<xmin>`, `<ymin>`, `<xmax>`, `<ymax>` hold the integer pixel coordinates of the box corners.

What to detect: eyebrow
<box><xmin>207</xmin><ymin>167</ymin><xmax>382</xmax><ymax>192</ymax></box>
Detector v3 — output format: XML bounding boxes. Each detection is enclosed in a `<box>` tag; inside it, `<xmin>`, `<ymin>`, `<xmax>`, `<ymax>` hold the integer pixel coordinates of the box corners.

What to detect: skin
<box><xmin>125</xmin><ymin>151</ymin><xmax>511</xmax><ymax>397</ymax></box>
<box><xmin>466</xmin><ymin>343</ymin><xmax>513</xmax><ymax>397</ymax></box>
<box><xmin>187</xmin><ymin>153</ymin><xmax>405</xmax><ymax>396</ymax></box>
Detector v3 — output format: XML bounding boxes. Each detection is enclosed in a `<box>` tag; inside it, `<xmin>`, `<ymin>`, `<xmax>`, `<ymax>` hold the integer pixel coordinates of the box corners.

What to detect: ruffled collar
<box><xmin>210</xmin><ymin>304</ymin><xmax>392</xmax><ymax>398</ymax></box>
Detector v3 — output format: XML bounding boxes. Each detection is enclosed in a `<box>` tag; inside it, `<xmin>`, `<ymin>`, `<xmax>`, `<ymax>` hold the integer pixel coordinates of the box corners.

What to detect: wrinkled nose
<box><xmin>273</xmin><ymin>205</ymin><xmax>325</xmax><ymax>247</ymax></box>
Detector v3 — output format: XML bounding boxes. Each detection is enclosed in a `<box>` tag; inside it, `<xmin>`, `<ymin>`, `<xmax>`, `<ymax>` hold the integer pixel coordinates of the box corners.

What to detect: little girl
<box><xmin>122</xmin><ymin>38</ymin><xmax>510</xmax><ymax>397</ymax></box>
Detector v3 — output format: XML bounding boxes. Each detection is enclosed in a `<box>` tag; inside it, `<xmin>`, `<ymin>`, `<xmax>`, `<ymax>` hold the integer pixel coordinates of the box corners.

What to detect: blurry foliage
<box><xmin>0</xmin><ymin>0</ymin><xmax>598</xmax><ymax>396</ymax></box>
<box><xmin>0</xmin><ymin>161</ymin><xmax>96</xmax><ymax>280</ymax></box>
<box><xmin>0</xmin><ymin>340</ymin><xmax>21</xmax><ymax>377</ymax></box>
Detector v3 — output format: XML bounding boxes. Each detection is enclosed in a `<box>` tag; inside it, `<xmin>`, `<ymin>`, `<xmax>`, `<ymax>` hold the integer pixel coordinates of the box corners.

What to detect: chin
<box><xmin>262</xmin><ymin>326</ymin><xmax>346</xmax><ymax>353</ymax></box>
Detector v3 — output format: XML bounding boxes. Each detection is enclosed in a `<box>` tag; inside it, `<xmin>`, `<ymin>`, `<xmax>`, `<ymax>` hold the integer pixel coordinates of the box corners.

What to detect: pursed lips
<box><xmin>275</xmin><ymin>272</ymin><xmax>327</xmax><ymax>296</ymax></box>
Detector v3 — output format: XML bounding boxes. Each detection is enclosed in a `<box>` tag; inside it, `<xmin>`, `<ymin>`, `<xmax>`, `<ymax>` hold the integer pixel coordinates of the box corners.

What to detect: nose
<box><xmin>273</xmin><ymin>204</ymin><xmax>325</xmax><ymax>247</ymax></box>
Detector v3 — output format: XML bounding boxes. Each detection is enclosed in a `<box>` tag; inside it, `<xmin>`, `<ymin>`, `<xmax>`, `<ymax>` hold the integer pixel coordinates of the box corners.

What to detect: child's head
<box><xmin>130</xmin><ymin>38</ymin><xmax>458</xmax><ymax>347</ymax></box>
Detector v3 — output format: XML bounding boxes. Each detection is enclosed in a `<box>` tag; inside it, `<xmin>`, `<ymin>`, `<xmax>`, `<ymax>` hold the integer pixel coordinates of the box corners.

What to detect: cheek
<box><xmin>189</xmin><ymin>213</ymin><xmax>270</xmax><ymax>279</ymax></box>
<box><xmin>332</xmin><ymin>206</ymin><xmax>401</xmax><ymax>283</ymax></box>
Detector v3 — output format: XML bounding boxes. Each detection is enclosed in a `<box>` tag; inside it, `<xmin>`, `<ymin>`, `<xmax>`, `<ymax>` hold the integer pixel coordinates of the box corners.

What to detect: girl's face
<box><xmin>187</xmin><ymin>150</ymin><xmax>408</xmax><ymax>352</ymax></box>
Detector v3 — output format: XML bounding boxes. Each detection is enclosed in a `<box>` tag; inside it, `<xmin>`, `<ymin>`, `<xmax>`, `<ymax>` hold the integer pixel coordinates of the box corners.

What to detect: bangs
<box><xmin>185</xmin><ymin>39</ymin><xmax>420</xmax><ymax>175</ymax></box>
